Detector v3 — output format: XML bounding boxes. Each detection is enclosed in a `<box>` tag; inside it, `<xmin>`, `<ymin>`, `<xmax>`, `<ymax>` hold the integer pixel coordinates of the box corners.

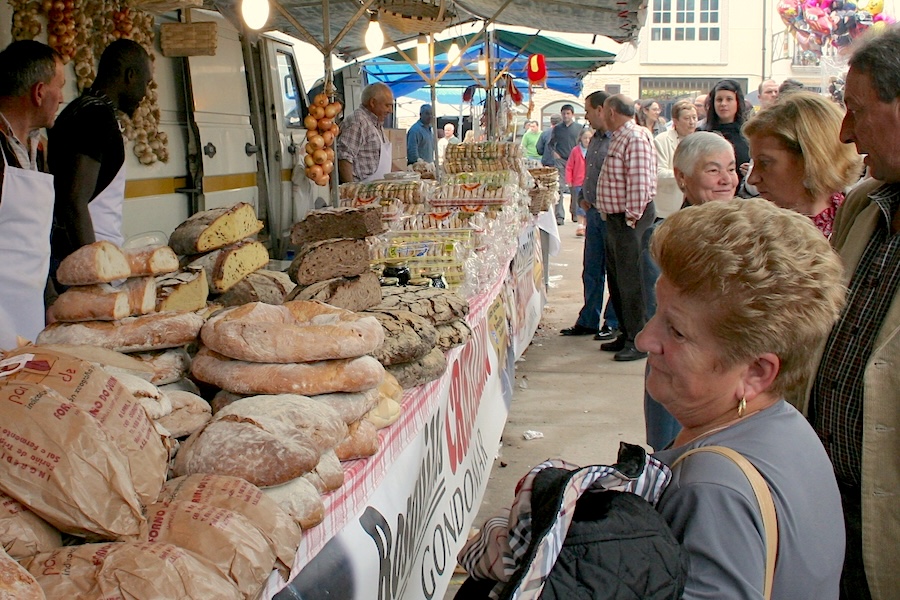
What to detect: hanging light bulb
<box><xmin>416</xmin><ymin>34</ymin><xmax>428</xmax><ymax>65</ymax></box>
<box><xmin>447</xmin><ymin>42</ymin><xmax>461</xmax><ymax>67</ymax></box>
<box><xmin>241</xmin><ymin>0</ymin><xmax>269</xmax><ymax>30</ymax></box>
<box><xmin>364</xmin><ymin>14</ymin><xmax>384</xmax><ymax>53</ymax></box>
<box><xmin>477</xmin><ymin>50</ymin><xmax>487</xmax><ymax>75</ymax></box>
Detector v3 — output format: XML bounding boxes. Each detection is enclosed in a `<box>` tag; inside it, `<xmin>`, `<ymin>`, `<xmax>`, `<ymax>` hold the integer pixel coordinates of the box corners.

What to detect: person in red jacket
<box><xmin>566</xmin><ymin>127</ymin><xmax>593</xmax><ymax>235</ymax></box>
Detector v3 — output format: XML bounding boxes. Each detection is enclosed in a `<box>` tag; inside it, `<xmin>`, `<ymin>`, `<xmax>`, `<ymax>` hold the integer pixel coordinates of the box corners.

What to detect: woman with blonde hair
<box><xmin>640</xmin><ymin>198</ymin><xmax>846</xmax><ymax>598</ymax></box>
<box><xmin>744</xmin><ymin>90</ymin><xmax>862</xmax><ymax>237</ymax></box>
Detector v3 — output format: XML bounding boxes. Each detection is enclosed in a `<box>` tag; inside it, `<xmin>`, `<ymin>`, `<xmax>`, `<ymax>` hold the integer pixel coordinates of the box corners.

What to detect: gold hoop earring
<box><xmin>738</xmin><ymin>396</ymin><xmax>747</xmax><ymax>418</ymax></box>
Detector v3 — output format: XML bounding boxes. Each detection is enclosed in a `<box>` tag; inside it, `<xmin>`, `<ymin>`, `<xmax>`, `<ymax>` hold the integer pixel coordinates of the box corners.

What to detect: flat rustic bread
<box><xmin>372</xmin><ymin>286</ymin><xmax>469</xmax><ymax>326</ymax></box>
<box><xmin>435</xmin><ymin>319</ymin><xmax>472</xmax><ymax>351</ymax></box>
<box><xmin>386</xmin><ymin>347</ymin><xmax>448</xmax><ymax>389</ymax></box>
<box><xmin>290</xmin><ymin>205</ymin><xmax>384</xmax><ymax>245</ymax></box>
<box><xmin>286</xmin><ymin>271</ymin><xmax>382</xmax><ymax>313</ymax></box>
<box><xmin>364</xmin><ymin>309</ymin><xmax>438</xmax><ymax>366</ymax></box>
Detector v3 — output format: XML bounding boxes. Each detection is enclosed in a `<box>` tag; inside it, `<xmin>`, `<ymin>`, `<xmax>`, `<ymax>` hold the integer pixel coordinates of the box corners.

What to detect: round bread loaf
<box><xmin>386</xmin><ymin>347</ymin><xmax>448</xmax><ymax>389</ymax></box>
<box><xmin>201</xmin><ymin>301</ymin><xmax>384</xmax><ymax>363</ymax></box>
<box><xmin>192</xmin><ymin>346</ymin><xmax>385</xmax><ymax>396</ymax></box>
<box><xmin>36</xmin><ymin>311</ymin><xmax>204</xmax><ymax>353</ymax></box>
<box><xmin>156</xmin><ymin>391</ymin><xmax>212</xmax><ymax>438</ymax></box>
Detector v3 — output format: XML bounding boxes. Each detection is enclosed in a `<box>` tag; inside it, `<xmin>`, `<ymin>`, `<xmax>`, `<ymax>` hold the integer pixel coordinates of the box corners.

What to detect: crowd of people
<box><xmin>535</xmin><ymin>25</ymin><xmax>899</xmax><ymax>600</ymax></box>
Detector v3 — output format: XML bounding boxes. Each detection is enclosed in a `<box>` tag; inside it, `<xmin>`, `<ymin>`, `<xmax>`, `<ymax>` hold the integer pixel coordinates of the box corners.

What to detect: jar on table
<box><xmin>426</xmin><ymin>272</ymin><xmax>448</xmax><ymax>289</ymax></box>
<box><xmin>409</xmin><ymin>277</ymin><xmax>432</xmax><ymax>287</ymax></box>
<box><xmin>380</xmin><ymin>276</ymin><xmax>401</xmax><ymax>287</ymax></box>
<box><xmin>382</xmin><ymin>263</ymin><xmax>411</xmax><ymax>286</ymax></box>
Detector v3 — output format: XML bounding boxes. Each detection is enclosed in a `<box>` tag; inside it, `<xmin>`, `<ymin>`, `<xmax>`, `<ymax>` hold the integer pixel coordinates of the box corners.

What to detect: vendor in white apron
<box><xmin>48</xmin><ymin>40</ymin><xmax>152</xmax><ymax>268</ymax></box>
<box><xmin>0</xmin><ymin>41</ymin><xmax>65</xmax><ymax>348</ymax></box>
<box><xmin>336</xmin><ymin>82</ymin><xmax>397</xmax><ymax>183</ymax></box>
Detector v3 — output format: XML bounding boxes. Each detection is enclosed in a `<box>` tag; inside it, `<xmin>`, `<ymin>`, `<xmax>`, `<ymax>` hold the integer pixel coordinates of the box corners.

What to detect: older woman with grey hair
<box><xmin>643</xmin><ymin>130</ymin><xmax>740</xmax><ymax>452</ymax></box>
<box><xmin>641</xmin><ymin>198</ymin><xmax>846</xmax><ymax>599</ymax></box>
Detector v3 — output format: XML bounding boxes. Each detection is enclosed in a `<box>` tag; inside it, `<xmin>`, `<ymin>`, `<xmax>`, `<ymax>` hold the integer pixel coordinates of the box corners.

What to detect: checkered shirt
<box><xmin>596</xmin><ymin>119</ymin><xmax>657</xmax><ymax>222</ymax></box>
<box><xmin>810</xmin><ymin>183</ymin><xmax>900</xmax><ymax>486</ymax></box>
<box><xmin>335</xmin><ymin>106</ymin><xmax>386</xmax><ymax>181</ymax></box>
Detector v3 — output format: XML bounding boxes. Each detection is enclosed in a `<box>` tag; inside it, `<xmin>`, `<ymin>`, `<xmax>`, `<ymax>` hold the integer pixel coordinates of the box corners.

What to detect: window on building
<box><xmin>651</xmin><ymin>0</ymin><xmax>719</xmax><ymax>42</ymax></box>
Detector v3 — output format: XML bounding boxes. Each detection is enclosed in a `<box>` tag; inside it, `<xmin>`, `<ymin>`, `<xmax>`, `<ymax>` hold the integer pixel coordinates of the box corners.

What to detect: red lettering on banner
<box><xmin>445</xmin><ymin>319</ymin><xmax>491</xmax><ymax>475</ymax></box>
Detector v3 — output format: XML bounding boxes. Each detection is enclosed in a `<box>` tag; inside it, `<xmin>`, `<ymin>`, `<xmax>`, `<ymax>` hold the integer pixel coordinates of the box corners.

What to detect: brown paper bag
<box><xmin>0</xmin><ymin>347</ymin><xmax>167</xmax><ymax>506</ymax></box>
<box><xmin>0</xmin><ymin>490</ymin><xmax>61</xmax><ymax>559</ymax></box>
<box><xmin>143</xmin><ymin>500</ymin><xmax>276</xmax><ymax>598</ymax></box>
<box><xmin>22</xmin><ymin>542</ymin><xmax>243</xmax><ymax>599</ymax></box>
<box><xmin>0</xmin><ymin>381</ymin><xmax>145</xmax><ymax>539</ymax></box>
<box><xmin>159</xmin><ymin>474</ymin><xmax>301</xmax><ymax>569</ymax></box>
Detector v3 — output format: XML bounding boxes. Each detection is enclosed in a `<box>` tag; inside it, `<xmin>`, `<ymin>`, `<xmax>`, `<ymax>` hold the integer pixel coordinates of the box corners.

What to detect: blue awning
<box><xmin>360</xmin><ymin>30</ymin><xmax>615</xmax><ymax>100</ymax></box>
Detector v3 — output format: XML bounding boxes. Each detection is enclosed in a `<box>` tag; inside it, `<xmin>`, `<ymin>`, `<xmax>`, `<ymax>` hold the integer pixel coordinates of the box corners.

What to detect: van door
<box><xmin>259</xmin><ymin>37</ymin><xmax>311</xmax><ymax>258</ymax></box>
<box><xmin>185</xmin><ymin>11</ymin><xmax>259</xmax><ymax>215</ymax></box>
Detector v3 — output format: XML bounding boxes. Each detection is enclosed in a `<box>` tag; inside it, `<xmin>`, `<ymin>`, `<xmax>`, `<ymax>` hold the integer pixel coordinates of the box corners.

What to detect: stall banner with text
<box><xmin>284</xmin><ymin>296</ymin><xmax>514</xmax><ymax>600</ymax></box>
<box><xmin>511</xmin><ymin>226</ymin><xmax>545</xmax><ymax>358</ymax></box>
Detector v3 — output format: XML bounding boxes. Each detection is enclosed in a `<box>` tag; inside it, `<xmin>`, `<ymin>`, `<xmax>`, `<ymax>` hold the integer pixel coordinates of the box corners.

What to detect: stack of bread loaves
<box><xmin>181</xmin><ymin>300</ymin><xmax>392</xmax><ymax>526</ymax></box>
<box><xmin>285</xmin><ymin>205</ymin><xmax>385</xmax><ymax>312</ymax></box>
<box><xmin>364</xmin><ymin>285</ymin><xmax>471</xmax><ymax>388</ymax></box>
<box><xmin>37</xmin><ymin>241</ymin><xmax>206</xmax><ymax>351</ymax></box>
<box><xmin>169</xmin><ymin>202</ymin><xmax>277</xmax><ymax>303</ymax></box>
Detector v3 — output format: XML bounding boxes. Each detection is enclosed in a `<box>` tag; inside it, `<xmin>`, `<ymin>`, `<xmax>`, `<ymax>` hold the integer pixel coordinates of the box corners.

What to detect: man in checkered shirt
<box><xmin>595</xmin><ymin>94</ymin><xmax>657</xmax><ymax>362</ymax></box>
<box><xmin>336</xmin><ymin>82</ymin><xmax>394</xmax><ymax>183</ymax></box>
<box><xmin>798</xmin><ymin>26</ymin><xmax>900</xmax><ymax>600</ymax></box>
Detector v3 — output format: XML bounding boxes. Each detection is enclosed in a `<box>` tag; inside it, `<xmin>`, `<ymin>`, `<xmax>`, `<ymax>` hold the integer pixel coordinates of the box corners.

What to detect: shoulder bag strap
<box><xmin>672</xmin><ymin>446</ymin><xmax>778</xmax><ymax>600</ymax></box>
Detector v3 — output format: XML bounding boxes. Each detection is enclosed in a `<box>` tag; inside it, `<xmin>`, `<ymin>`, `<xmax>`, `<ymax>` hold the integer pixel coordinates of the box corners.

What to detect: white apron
<box><xmin>0</xmin><ymin>149</ymin><xmax>54</xmax><ymax>349</ymax></box>
<box><xmin>88</xmin><ymin>140</ymin><xmax>127</xmax><ymax>246</ymax></box>
<box><xmin>362</xmin><ymin>130</ymin><xmax>394</xmax><ymax>182</ymax></box>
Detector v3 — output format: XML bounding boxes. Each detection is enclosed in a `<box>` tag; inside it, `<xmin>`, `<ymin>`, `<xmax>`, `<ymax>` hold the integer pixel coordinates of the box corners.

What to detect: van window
<box><xmin>277</xmin><ymin>50</ymin><xmax>304</xmax><ymax>128</ymax></box>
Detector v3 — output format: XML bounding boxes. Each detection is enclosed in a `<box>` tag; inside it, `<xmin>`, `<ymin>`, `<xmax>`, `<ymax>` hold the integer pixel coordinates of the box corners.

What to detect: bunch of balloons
<box><xmin>778</xmin><ymin>0</ymin><xmax>896</xmax><ymax>56</ymax></box>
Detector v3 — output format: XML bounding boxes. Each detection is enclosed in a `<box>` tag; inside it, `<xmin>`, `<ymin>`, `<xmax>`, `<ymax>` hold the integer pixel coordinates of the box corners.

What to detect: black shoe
<box><xmin>614</xmin><ymin>344</ymin><xmax>648</xmax><ymax>362</ymax></box>
<box><xmin>600</xmin><ymin>335</ymin><xmax>626</xmax><ymax>352</ymax></box>
<box><xmin>560</xmin><ymin>324</ymin><xmax>596</xmax><ymax>336</ymax></box>
<box><xmin>557</xmin><ymin>219</ymin><xmax>565</xmax><ymax>226</ymax></box>
<box><xmin>594</xmin><ymin>325</ymin><xmax>619</xmax><ymax>341</ymax></box>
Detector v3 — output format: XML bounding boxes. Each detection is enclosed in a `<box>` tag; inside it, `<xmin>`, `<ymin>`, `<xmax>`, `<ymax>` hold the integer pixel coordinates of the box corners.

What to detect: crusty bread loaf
<box><xmin>215</xmin><ymin>395</ymin><xmax>347</xmax><ymax>453</ymax></box>
<box><xmin>188</xmin><ymin>240</ymin><xmax>270</xmax><ymax>293</ymax></box>
<box><xmin>52</xmin><ymin>276</ymin><xmax>157</xmax><ymax>322</ymax></box>
<box><xmin>261</xmin><ymin>477</ymin><xmax>325</xmax><ymax>530</ymax></box>
<box><xmin>366</xmin><ymin>309</ymin><xmax>438</xmax><ymax>366</ymax></box>
<box><xmin>286</xmin><ymin>271</ymin><xmax>382</xmax><ymax>312</ymax></box>
<box><xmin>290</xmin><ymin>206</ymin><xmax>384</xmax><ymax>245</ymax></box>
<box><xmin>174</xmin><ymin>414</ymin><xmax>322</xmax><ymax>487</ymax></box>
<box><xmin>365</xmin><ymin>373</ymin><xmax>404</xmax><ymax>429</ymax></box>
<box><xmin>37</xmin><ymin>310</ymin><xmax>205</xmax><ymax>353</ymax></box>
<box><xmin>335</xmin><ymin>419</ymin><xmax>379</xmax><ymax>461</ymax></box>
<box><xmin>113</xmin><ymin>372</ymin><xmax>172</xmax><ymax>419</ymax></box>
<box><xmin>288</xmin><ymin>238</ymin><xmax>370</xmax><ymax>286</ymax></box>
<box><xmin>302</xmin><ymin>450</ymin><xmax>344</xmax><ymax>493</ymax></box>
<box><xmin>56</xmin><ymin>241</ymin><xmax>131</xmax><ymax>286</ymax></box>
<box><xmin>192</xmin><ymin>346</ymin><xmax>385</xmax><ymax>396</ymax></box>
<box><xmin>129</xmin><ymin>348</ymin><xmax>191</xmax><ymax>385</ymax></box>
<box><xmin>155</xmin><ymin>267</ymin><xmax>209</xmax><ymax>312</ymax></box>
<box><xmin>436</xmin><ymin>318</ymin><xmax>472</xmax><ymax>351</ymax></box>
<box><xmin>210</xmin><ymin>389</ymin><xmax>244</xmax><ymax>414</ymax></box>
<box><xmin>374</xmin><ymin>286</ymin><xmax>470</xmax><ymax>326</ymax></box>
<box><xmin>307</xmin><ymin>388</ymin><xmax>380</xmax><ymax>425</ymax></box>
<box><xmin>169</xmin><ymin>202</ymin><xmax>263</xmax><ymax>255</ymax></box>
<box><xmin>215</xmin><ymin>270</ymin><xmax>296</xmax><ymax>307</ymax></box>
<box><xmin>201</xmin><ymin>301</ymin><xmax>384</xmax><ymax>363</ymax></box>
<box><xmin>156</xmin><ymin>391</ymin><xmax>211</xmax><ymax>437</ymax></box>
<box><xmin>386</xmin><ymin>347</ymin><xmax>448</xmax><ymax>389</ymax></box>
<box><xmin>0</xmin><ymin>546</ymin><xmax>45</xmax><ymax>600</ymax></box>
<box><xmin>122</xmin><ymin>244</ymin><xmax>179</xmax><ymax>276</ymax></box>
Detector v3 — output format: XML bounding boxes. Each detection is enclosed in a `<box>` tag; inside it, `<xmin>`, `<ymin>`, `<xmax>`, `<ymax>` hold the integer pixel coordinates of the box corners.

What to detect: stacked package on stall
<box><xmin>285</xmin><ymin>205</ymin><xmax>385</xmax><ymax>312</ymax></box>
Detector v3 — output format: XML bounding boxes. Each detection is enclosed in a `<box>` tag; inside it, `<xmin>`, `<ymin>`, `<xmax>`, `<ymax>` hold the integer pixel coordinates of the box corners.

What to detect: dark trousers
<box><xmin>604</xmin><ymin>204</ymin><xmax>656</xmax><ymax>343</ymax></box>
<box><xmin>576</xmin><ymin>207</ymin><xmax>618</xmax><ymax>331</ymax></box>
<box><xmin>839</xmin><ymin>482</ymin><xmax>871</xmax><ymax>600</ymax></box>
